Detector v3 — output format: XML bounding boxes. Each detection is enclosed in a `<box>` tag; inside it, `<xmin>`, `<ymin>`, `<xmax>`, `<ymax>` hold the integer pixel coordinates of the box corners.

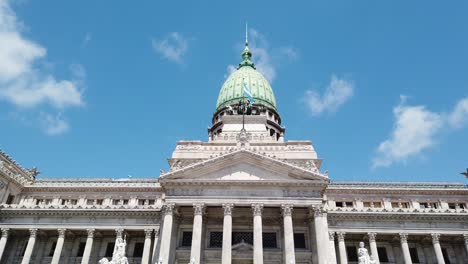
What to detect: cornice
<box><xmin>161</xmin><ymin>149</ymin><xmax>328</xmax><ymax>181</ymax></box>
<box><xmin>326</xmin><ymin>181</ymin><xmax>467</xmax><ymax>195</ymax></box>
<box><xmin>0</xmin><ymin>208</ymin><xmax>161</xmax><ymax>217</ymax></box>
<box><xmin>161</xmin><ymin>179</ymin><xmax>328</xmax><ymax>188</ymax></box>
<box><xmin>327</xmin><ymin>210</ymin><xmax>468</xmax><ymax>222</ymax></box>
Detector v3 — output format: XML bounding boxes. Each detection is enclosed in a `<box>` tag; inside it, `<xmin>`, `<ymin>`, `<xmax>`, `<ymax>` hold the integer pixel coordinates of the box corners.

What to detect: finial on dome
<box><xmin>238</xmin><ymin>23</ymin><xmax>255</xmax><ymax>69</ymax></box>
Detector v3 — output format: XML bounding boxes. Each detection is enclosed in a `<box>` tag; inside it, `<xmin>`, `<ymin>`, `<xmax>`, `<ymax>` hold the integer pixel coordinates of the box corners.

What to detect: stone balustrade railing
<box><xmin>0</xmin><ymin>203</ymin><xmax>161</xmax><ymax>210</ymax></box>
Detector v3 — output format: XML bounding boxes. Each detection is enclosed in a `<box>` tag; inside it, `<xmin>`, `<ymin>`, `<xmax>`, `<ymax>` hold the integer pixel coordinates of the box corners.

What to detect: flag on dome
<box><xmin>243</xmin><ymin>81</ymin><xmax>255</xmax><ymax>105</ymax></box>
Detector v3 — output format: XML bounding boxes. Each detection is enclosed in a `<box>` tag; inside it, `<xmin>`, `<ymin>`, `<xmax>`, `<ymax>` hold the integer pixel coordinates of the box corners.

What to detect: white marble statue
<box><xmin>358</xmin><ymin>241</ymin><xmax>376</xmax><ymax>264</ymax></box>
<box><xmin>99</xmin><ymin>236</ymin><xmax>129</xmax><ymax>264</ymax></box>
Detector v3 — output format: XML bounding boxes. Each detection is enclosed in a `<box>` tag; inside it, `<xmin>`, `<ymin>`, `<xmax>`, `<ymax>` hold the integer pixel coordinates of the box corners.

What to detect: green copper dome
<box><xmin>215</xmin><ymin>45</ymin><xmax>277</xmax><ymax>111</ymax></box>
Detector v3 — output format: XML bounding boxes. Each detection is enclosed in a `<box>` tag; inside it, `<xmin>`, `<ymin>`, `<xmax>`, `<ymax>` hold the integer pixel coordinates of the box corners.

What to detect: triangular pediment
<box><xmin>160</xmin><ymin>149</ymin><xmax>328</xmax><ymax>183</ymax></box>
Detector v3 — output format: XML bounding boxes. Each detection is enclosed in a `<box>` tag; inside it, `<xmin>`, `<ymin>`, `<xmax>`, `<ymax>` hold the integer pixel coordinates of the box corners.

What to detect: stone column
<box><xmin>337</xmin><ymin>232</ymin><xmax>348</xmax><ymax>264</ymax></box>
<box><xmin>399</xmin><ymin>233</ymin><xmax>412</xmax><ymax>264</ymax></box>
<box><xmin>464</xmin><ymin>234</ymin><xmax>468</xmax><ymax>260</ymax></box>
<box><xmin>81</xmin><ymin>228</ymin><xmax>95</xmax><ymax>264</ymax></box>
<box><xmin>368</xmin><ymin>232</ymin><xmax>380</xmax><ymax>264</ymax></box>
<box><xmin>151</xmin><ymin>226</ymin><xmax>161</xmax><ymax>264</ymax></box>
<box><xmin>0</xmin><ymin>228</ymin><xmax>9</xmax><ymax>261</ymax></box>
<box><xmin>222</xmin><ymin>204</ymin><xmax>233</xmax><ymax>264</ymax></box>
<box><xmin>281</xmin><ymin>204</ymin><xmax>295</xmax><ymax>264</ymax></box>
<box><xmin>190</xmin><ymin>203</ymin><xmax>205</xmax><ymax>264</ymax></box>
<box><xmin>159</xmin><ymin>203</ymin><xmax>175</xmax><ymax>264</ymax></box>
<box><xmin>328</xmin><ymin>232</ymin><xmax>337</xmax><ymax>264</ymax></box>
<box><xmin>312</xmin><ymin>206</ymin><xmax>329</xmax><ymax>264</ymax></box>
<box><xmin>431</xmin><ymin>233</ymin><xmax>445</xmax><ymax>264</ymax></box>
<box><xmin>21</xmin><ymin>228</ymin><xmax>38</xmax><ymax>264</ymax></box>
<box><xmin>51</xmin><ymin>228</ymin><xmax>66</xmax><ymax>264</ymax></box>
<box><xmin>141</xmin><ymin>229</ymin><xmax>153</xmax><ymax>264</ymax></box>
<box><xmin>252</xmin><ymin>203</ymin><xmax>264</xmax><ymax>264</ymax></box>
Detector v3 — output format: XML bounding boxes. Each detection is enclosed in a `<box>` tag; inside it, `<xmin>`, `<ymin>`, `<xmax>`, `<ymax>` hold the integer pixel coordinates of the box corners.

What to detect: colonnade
<box><xmin>0</xmin><ymin>227</ymin><xmax>159</xmax><ymax>264</ymax></box>
<box><xmin>157</xmin><ymin>203</ymin><xmax>329</xmax><ymax>264</ymax></box>
<box><xmin>330</xmin><ymin>231</ymin><xmax>468</xmax><ymax>264</ymax></box>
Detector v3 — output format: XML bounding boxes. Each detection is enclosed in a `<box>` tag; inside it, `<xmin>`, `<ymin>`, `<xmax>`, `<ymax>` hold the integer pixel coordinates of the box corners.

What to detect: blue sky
<box><xmin>0</xmin><ymin>0</ymin><xmax>467</xmax><ymax>182</ymax></box>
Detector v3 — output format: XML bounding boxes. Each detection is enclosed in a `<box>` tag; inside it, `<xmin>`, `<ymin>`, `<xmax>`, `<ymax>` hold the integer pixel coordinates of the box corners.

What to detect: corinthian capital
<box><xmin>368</xmin><ymin>232</ymin><xmax>377</xmax><ymax>242</ymax></box>
<box><xmin>29</xmin><ymin>228</ymin><xmax>38</xmax><ymax>238</ymax></box>
<box><xmin>57</xmin><ymin>228</ymin><xmax>66</xmax><ymax>238</ymax></box>
<box><xmin>281</xmin><ymin>204</ymin><xmax>293</xmax><ymax>216</ymax></box>
<box><xmin>163</xmin><ymin>203</ymin><xmax>176</xmax><ymax>215</ymax></box>
<box><xmin>222</xmin><ymin>203</ymin><xmax>234</xmax><ymax>215</ymax></box>
<box><xmin>329</xmin><ymin>231</ymin><xmax>336</xmax><ymax>241</ymax></box>
<box><xmin>310</xmin><ymin>205</ymin><xmax>324</xmax><ymax>217</ymax></box>
<box><xmin>1</xmin><ymin>228</ymin><xmax>9</xmax><ymax>238</ymax></box>
<box><xmin>431</xmin><ymin>233</ymin><xmax>440</xmax><ymax>244</ymax></box>
<box><xmin>337</xmin><ymin>232</ymin><xmax>346</xmax><ymax>242</ymax></box>
<box><xmin>252</xmin><ymin>203</ymin><xmax>264</xmax><ymax>216</ymax></box>
<box><xmin>399</xmin><ymin>233</ymin><xmax>408</xmax><ymax>243</ymax></box>
<box><xmin>193</xmin><ymin>203</ymin><xmax>205</xmax><ymax>216</ymax></box>
<box><xmin>86</xmin><ymin>228</ymin><xmax>95</xmax><ymax>238</ymax></box>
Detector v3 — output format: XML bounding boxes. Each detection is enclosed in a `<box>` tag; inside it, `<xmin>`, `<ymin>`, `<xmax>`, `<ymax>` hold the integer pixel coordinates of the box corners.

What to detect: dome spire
<box><xmin>238</xmin><ymin>23</ymin><xmax>255</xmax><ymax>69</ymax></box>
<box><xmin>245</xmin><ymin>22</ymin><xmax>248</xmax><ymax>46</ymax></box>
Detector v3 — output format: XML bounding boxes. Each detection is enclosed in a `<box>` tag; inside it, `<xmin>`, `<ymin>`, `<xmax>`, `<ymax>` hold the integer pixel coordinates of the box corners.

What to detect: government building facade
<box><xmin>0</xmin><ymin>41</ymin><xmax>467</xmax><ymax>264</ymax></box>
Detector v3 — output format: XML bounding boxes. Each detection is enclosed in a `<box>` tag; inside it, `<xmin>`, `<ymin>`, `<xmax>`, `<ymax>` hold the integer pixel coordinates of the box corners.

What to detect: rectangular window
<box><xmin>49</xmin><ymin>242</ymin><xmax>57</xmax><ymax>257</ymax></box>
<box><xmin>133</xmin><ymin>242</ymin><xmax>144</xmax><ymax>257</ymax></box>
<box><xmin>336</xmin><ymin>201</ymin><xmax>353</xmax><ymax>208</ymax></box>
<box><xmin>293</xmin><ymin>233</ymin><xmax>306</xmax><ymax>249</ymax></box>
<box><xmin>409</xmin><ymin>247</ymin><xmax>420</xmax><ymax>263</ymax></box>
<box><xmin>181</xmin><ymin>232</ymin><xmax>193</xmax><ymax>247</ymax></box>
<box><xmin>209</xmin><ymin>232</ymin><xmax>223</xmax><ymax>248</ymax></box>
<box><xmin>262</xmin><ymin>232</ymin><xmax>277</xmax><ymax>248</ymax></box>
<box><xmin>76</xmin><ymin>242</ymin><xmax>86</xmax><ymax>257</ymax></box>
<box><xmin>105</xmin><ymin>242</ymin><xmax>115</xmax><ymax>257</ymax></box>
<box><xmin>419</xmin><ymin>202</ymin><xmax>428</xmax><ymax>209</ymax></box>
<box><xmin>232</xmin><ymin>232</ymin><xmax>253</xmax><ymax>245</ymax></box>
<box><xmin>346</xmin><ymin>246</ymin><xmax>358</xmax><ymax>261</ymax></box>
<box><xmin>442</xmin><ymin>248</ymin><xmax>451</xmax><ymax>264</ymax></box>
<box><xmin>377</xmin><ymin>247</ymin><xmax>389</xmax><ymax>262</ymax></box>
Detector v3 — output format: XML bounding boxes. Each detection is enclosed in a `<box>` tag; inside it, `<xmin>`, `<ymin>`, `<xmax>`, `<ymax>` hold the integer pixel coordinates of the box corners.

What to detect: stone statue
<box><xmin>99</xmin><ymin>236</ymin><xmax>129</xmax><ymax>264</ymax></box>
<box><xmin>358</xmin><ymin>242</ymin><xmax>376</xmax><ymax>264</ymax></box>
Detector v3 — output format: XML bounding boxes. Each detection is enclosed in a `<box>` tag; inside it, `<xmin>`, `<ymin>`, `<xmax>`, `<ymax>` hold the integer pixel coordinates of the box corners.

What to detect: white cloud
<box><xmin>40</xmin><ymin>113</ymin><xmax>69</xmax><ymax>135</ymax></box>
<box><xmin>82</xmin><ymin>32</ymin><xmax>92</xmax><ymax>47</ymax></box>
<box><xmin>280</xmin><ymin>47</ymin><xmax>299</xmax><ymax>61</ymax></box>
<box><xmin>303</xmin><ymin>76</ymin><xmax>354</xmax><ymax>115</ymax></box>
<box><xmin>0</xmin><ymin>0</ymin><xmax>85</xmax><ymax>134</ymax></box>
<box><xmin>152</xmin><ymin>32</ymin><xmax>188</xmax><ymax>64</ymax></box>
<box><xmin>448</xmin><ymin>97</ymin><xmax>468</xmax><ymax>129</ymax></box>
<box><xmin>225</xmin><ymin>28</ymin><xmax>298</xmax><ymax>83</ymax></box>
<box><xmin>373</xmin><ymin>96</ymin><xmax>468</xmax><ymax>168</ymax></box>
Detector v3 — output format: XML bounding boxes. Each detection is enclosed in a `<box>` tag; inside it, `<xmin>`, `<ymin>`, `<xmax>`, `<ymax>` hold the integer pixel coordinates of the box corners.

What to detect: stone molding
<box><xmin>399</xmin><ymin>233</ymin><xmax>408</xmax><ymax>243</ymax></box>
<box><xmin>160</xmin><ymin>149</ymin><xmax>327</xmax><ymax>180</ymax></box>
<box><xmin>281</xmin><ymin>204</ymin><xmax>293</xmax><ymax>216</ymax></box>
<box><xmin>222</xmin><ymin>204</ymin><xmax>234</xmax><ymax>215</ymax></box>
<box><xmin>251</xmin><ymin>203</ymin><xmax>263</xmax><ymax>216</ymax></box>
<box><xmin>193</xmin><ymin>203</ymin><xmax>205</xmax><ymax>215</ymax></box>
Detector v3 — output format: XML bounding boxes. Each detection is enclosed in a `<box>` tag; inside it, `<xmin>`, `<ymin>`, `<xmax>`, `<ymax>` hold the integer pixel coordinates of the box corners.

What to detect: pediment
<box><xmin>160</xmin><ymin>150</ymin><xmax>328</xmax><ymax>183</ymax></box>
